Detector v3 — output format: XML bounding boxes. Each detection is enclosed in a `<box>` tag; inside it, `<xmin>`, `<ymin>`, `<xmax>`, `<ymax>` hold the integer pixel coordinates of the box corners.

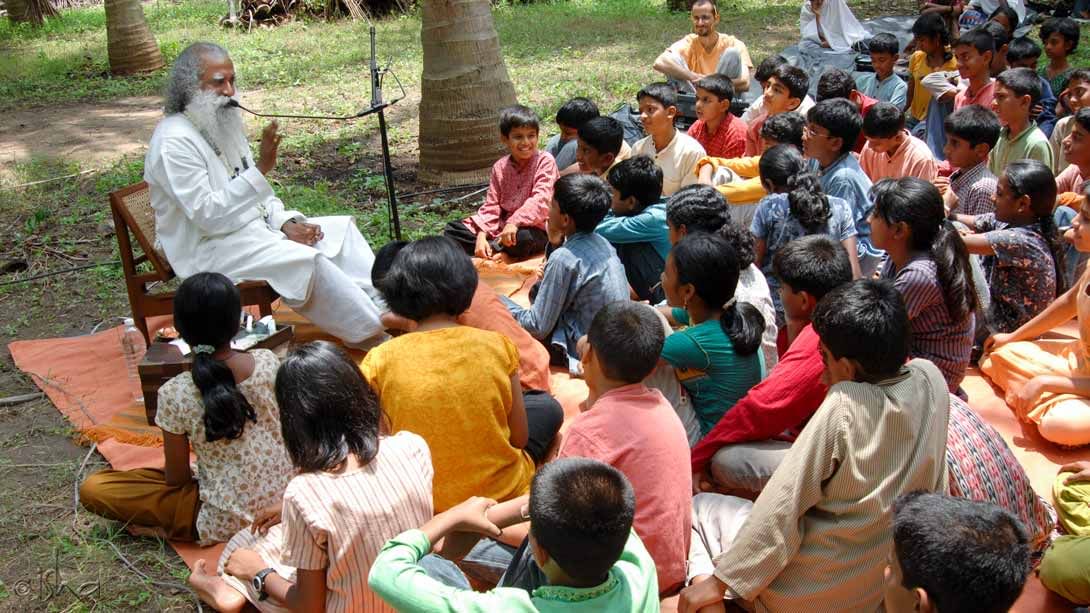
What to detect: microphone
<box><xmin>224</xmin><ymin>98</ymin><xmax>371</xmax><ymax>121</ymax></box>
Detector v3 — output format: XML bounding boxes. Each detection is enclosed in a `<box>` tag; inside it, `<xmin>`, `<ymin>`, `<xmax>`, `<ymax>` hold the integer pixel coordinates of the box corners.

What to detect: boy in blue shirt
<box><xmin>597</xmin><ymin>156</ymin><xmax>671</xmax><ymax>302</ymax></box>
<box><xmin>855</xmin><ymin>33</ymin><xmax>908</xmax><ymax>112</ymax></box>
<box><xmin>545</xmin><ymin>97</ymin><xmax>600</xmax><ymax>173</ymax></box>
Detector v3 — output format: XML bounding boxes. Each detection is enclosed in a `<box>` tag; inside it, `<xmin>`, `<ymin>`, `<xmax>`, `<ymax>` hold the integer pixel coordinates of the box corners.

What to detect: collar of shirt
<box><xmin>817</xmin><ymin>153</ymin><xmax>853</xmax><ymax>175</ymax></box>
<box><xmin>649</xmin><ymin>129</ymin><xmax>681</xmax><ymax>157</ymax></box>
<box><xmin>504</xmin><ymin>151</ymin><xmax>541</xmax><ymax>173</ymax></box>
<box><xmin>882</xmin><ymin>132</ymin><xmax>913</xmax><ymax>161</ymax></box>
<box><xmin>1001</xmin><ymin>121</ymin><xmax>1040</xmax><ymax>146</ymax></box>
<box><xmin>532</xmin><ymin>572</ymin><xmax>620</xmax><ymax>603</ymax></box>
<box><xmin>949</xmin><ymin>161</ymin><xmax>988</xmax><ymax>187</ymax></box>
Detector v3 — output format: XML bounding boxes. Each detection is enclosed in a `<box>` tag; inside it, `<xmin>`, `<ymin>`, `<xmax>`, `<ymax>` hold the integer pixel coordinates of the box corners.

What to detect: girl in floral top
<box><xmin>78</xmin><ymin>272</ymin><xmax>292</xmax><ymax>544</ymax></box>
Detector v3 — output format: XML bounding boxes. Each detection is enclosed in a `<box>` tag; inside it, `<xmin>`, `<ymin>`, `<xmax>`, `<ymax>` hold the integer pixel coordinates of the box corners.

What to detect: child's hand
<box><xmin>982</xmin><ymin>332</ymin><xmax>1013</xmax><ymax>355</ymax></box>
<box><xmin>474</xmin><ymin>233</ymin><xmax>493</xmax><ymax>259</ymax></box>
<box><xmin>499</xmin><ymin>223</ymin><xmax>519</xmax><ymax>247</ymax></box>
<box><xmin>1061</xmin><ymin>461</ymin><xmax>1090</xmax><ymax>485</ymax></box>
<box><xmin>445</xmin><ymin>497</ymin><xmax>503</xmax><ymax>536</ymax></box>
<box><xmin>224</xmin><ymin>548</ymin><xmax>266</xmax><ymax>582</ymax></box>
<box><xmin>1008</xmin><ymin>375</ymin><xmax>1048</xmax><ymax>412</ymax></box>
<box><xmin>251</xmin><ymin>502</ymin><xmax>282</xmax><ymax>535</ymax></box>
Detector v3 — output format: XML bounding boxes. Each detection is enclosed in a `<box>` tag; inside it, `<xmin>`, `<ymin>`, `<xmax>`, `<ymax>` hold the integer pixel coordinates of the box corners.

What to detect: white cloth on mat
<box><xmin>799</xmin><ymin>0</ymin><xmax>868</xmax><ymax>52</ymax></box>
<box><xmin>688</xmin><ymin>493</ymin><xmax>754</xmax><ymax>580</ymax></box>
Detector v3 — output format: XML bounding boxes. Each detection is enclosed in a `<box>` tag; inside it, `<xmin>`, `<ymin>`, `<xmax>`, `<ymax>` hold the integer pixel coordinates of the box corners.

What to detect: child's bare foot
<box><xmin>188</xmin><ymin>559</ymin><xmax>247</xmax><ymax>613</ymax></box>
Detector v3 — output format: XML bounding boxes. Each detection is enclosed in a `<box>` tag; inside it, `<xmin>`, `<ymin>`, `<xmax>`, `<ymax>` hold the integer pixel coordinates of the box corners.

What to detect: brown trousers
<box><xmin>78</xmin><ymin>467</ymin><xmax>200</xmax><ymax>542</ymax></box>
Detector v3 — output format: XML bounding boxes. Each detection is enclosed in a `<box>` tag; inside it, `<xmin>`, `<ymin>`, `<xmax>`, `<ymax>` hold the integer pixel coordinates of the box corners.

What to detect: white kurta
<box><xmin>144</xmin><ymin>114</ymin><xmax>384</xmax><ymax>344</ymax></box>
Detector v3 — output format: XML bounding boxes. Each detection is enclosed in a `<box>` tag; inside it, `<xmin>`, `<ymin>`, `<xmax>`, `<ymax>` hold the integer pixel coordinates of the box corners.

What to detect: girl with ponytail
<box><xmin>752</xmin><ymin>144</ymin><xmax>862</xmax><ymax>324</ymax></box>
<box><xmin>79</xmin><ymin>272</ymin><xmax>292</xmax><ymax>545</ymax></box>
<box><xmin>658</xmin><ymin>232</ymin><xmax>766</xmax><ymax>435</ymax></box>
<box><xmin>870</xmin><ymin>177</ymin><xmax>977</xmax><ymax>392</ymax></box>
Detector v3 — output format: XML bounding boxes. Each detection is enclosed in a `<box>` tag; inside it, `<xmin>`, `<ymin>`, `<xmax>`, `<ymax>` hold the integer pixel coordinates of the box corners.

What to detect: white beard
<box><xmin>184</xmin><ymin>89</ymin><xmax>251</xmax><ymax>175</ymax></box>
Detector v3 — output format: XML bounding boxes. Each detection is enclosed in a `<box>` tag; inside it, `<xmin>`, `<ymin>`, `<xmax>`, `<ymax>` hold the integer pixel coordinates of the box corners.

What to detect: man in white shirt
<box><xmin>144</xmin><ymin>42</ymin><xmax>395</xmax><ymax>347</ymax></box>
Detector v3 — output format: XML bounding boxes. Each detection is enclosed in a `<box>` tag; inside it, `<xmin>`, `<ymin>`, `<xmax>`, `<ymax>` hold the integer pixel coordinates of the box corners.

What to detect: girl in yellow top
<box><xmin>907</xmin><ymin>13</ymin><xmax>958</xmax><ymax>126</ymax></box>
<box><xmin>981</xmin><ymin>195</ymin><xmax>1090</xmax><ymax>447</ymax></box>
<box><xmin>360</xmin><ymin>237</ymin><xmax>563</xmax><ymax>511</ymax></box>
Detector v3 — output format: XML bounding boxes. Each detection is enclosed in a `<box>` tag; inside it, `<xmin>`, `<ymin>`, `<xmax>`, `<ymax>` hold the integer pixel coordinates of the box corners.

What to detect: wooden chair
<box><xmin>109</xmin><ymin>181</ymin><xmax>279</xmax><ymax>344</ymax></box>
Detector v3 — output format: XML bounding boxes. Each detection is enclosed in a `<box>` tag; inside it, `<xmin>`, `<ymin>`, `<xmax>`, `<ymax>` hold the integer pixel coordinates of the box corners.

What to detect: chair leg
<box><xmin>258</xmin><ymin>297</ymin><xmax>273</xmax><ymax>317</ymax></box>
<box><xmin>134</xmin><ymin>313</ymin><xmax>152</xmax><ymax>346</ymax></box>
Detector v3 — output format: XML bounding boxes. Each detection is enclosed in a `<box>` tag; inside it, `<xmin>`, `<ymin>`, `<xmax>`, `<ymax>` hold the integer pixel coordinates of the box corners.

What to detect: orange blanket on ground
<box><xmin>3</xmin><ymin>261</ymin><xmax>1070</xmax><ymax>610</ymax></box>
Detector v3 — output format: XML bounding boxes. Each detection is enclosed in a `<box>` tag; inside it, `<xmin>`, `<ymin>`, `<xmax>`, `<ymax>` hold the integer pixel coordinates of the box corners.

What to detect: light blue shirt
<box><xmin>854</xmin><ymin>72</ymin><xmax>908</xmax><ymax>112</ymax></box>
<box><xmin>809</xmin><ymin>155</ymin><xmax>877</xmax><ymax>255</ymax></box>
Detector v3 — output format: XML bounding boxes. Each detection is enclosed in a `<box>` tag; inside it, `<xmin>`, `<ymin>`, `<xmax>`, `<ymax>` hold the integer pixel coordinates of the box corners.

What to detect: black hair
<box><xmin>807</xmin><ymin>98</ymin><xmax>863</xmax><ymax>157</ymax></box>
<box><xmin>578</xmin><ymin>116</ymin><xmax>625</xmax><ymax>157</ymax></box>
<box><xmin>984</xmin><ymin>21</ymin><xmax>1011</xmax><ymax>51</ymax></box>
<box><xmin>771</xmin><ymin>64</ymin><xmax>810</xmax><ymax>102</ymax></box>
<box><xmin>607</xmin><ymin>156</ymin><xmax>663</xmax><ymax>212</ymax></box>
<box><xmin>955</xmin><ymin>27</ymin><xmax>996</xmax><ymax>56</ymax></box>
<box><xmin>275</xmin><ymin>341</ymin><xmax>384</xmax><ymax>472</ymax></box>
<box><xmin>173</xmin><ymin>272</ymin><xmax>256</xmax><ymax>443</ymax></box>
<box><xmin>665</xmin><ymin>184</ymin><xmax>729</xmax><ymax>234</ymax></box>
<box><xmin>816</xmin><ymin>68</ymin><xmax>855</xmax><ymax>103</ymax></box>
<box><xmin>500</xmin><ymin>105</ymin><xmax>540</xmax><ymax>137</ymax></box>
<box><xmin>893</xmin><ymin>491</ymin><xmax>1030</xmax><ymax>613</ymax></box>
<box><xmin>555</xmin><ymin>173</ymin><xmax>613</xmax><ymax>232</ymax></box>
<box><xmin>988</xmin><ymin>5</ymin><xmax>1019</xmax><ymax>35</ymax></box>
<box><xmin>1006</xmin><ymin>36</ymin><xmax>1042</xmax><ymax>62</ymax></box>
<box><xmin>868</xmin><ymin>32</ymin><xmax>899</xmax><ymax>56</ymax></box>
<box><xmin>912</xmin><ymin>13</ymin><xmax>951</xmax><ymax>51</ymax></box>
<box><xmin>812</xmin><ymin>279</ymin><xmax>909</xmax><ymax>382</ymax></box>
<box><xmin>371</xmin><ymin>240</ymin><xmax>409</xmax><ymax>286</ymax></box>
<box><xmin>637</xmin><ymin>82</ymin><xmax>678</xmax><ymax>111</ymax></box>
<box><xmin>754</xmin><ymin>54</ymin><xmax>788</xmax><ymax>83</ymax></box>
<box><xmin>759</xmin><ymin>144</ymin><xmax>830</xmax><ymax>232</ymax></box>
<box><xmin>872</xmin><ymin>178</ymin><xmax>977</xmax><ymax>324</ymax></box>
<box><xmin>862</xmin><ymin>102</ymin><xmax>906</xmax><ymax>138</ymax></box>
<box><xmin>588</xmin><ymin>301</ymin><xmax>665</xmax><ymax>383</ymax></box>
<box><xmin>377</xmin><ymin>236</ymin><xmax>477</xmax><ymax>321</ymax></box>
<box><xmin>1040</xmin><ymin>17</ymin><xmax>1080</xmax><ymax>55</ymax></box>
<box><xmin>944</xmin><ymin>104</ymin><xmax>1001</xmax><ymax>148</ymax></box>
<box><xmin>671</xmin><ymin>232</ymin><xmax>764</xmax><ymax>355</ymax></box>
<box><xmin>1069</xmin><ymin>68</ymin><xmax>1090</xmax><ymax>88</ymax></box>
<box><xmin>715</xmin><ymin>219</ymin><xmax>757</xmax><ymax>269</ymax></box>
<box><xmin>529</xmin><ymin>458</ymin><xmax>635</xmax><ymax>585</ymax></box>
<box><xmin>760</xmin><ymin>111</ymin><xmax>807</xmax><ymax>149</ymax></box>
<box><xmin>555</xmin><ymin>97</ymin><xmax>600</xmax><ymax>129</ymax></box>
<box><xmin>772</xmin><ymin>235</ymin><xmax>853</xmax><ymax>300</ymax></box>
<box><xmin>1075</xmin><ymin>106</ymin><xmax>1090</xmax><ymax>134</ymax></box>
<box><xmin>997</xmin><ymin>67</ymin><xmax>1043</xmax><ymax>105</ymax></box>
<box><xmin>694</xmin><ymin>73</ymin><xmax>735</xmax><ymax>103</ymax></box>
<box><xmin>1003</xmin><ymin>160</ymin><xmax>1067</xmax><ymax>295</ymax></box>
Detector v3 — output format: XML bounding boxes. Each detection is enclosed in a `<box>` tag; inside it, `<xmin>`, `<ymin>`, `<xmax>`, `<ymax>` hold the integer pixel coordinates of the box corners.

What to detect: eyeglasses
<box><xmin>804</xmin><ymin>126</ymin><xmax>830</xmax><ymax>139</ymax></box>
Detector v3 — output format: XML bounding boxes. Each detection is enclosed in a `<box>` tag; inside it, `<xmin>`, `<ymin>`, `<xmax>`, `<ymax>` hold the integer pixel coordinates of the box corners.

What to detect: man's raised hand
<box><xmin>258</xmin><ymin>120</ymin><xmax>282</xmax><ymax>175</ymax></box>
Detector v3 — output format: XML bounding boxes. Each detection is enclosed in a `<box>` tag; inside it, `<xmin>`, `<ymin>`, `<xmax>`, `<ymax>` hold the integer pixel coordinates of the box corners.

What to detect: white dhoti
<box><xmin>688</xmin><ymin>493</ymin><xmax>753</xmax><ymax>581</ymax></box>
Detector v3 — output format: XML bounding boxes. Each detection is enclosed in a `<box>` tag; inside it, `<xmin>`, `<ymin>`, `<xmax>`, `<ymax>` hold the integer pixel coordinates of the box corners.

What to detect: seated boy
<box><xmin>742</xmin><ymin>55</ymin><xmax>816</xmax><ymax>124</ymax></box>
<box><xmin>692</xmin><ymin>236</ymin><xmax>853</xmax><ymax>499</ymax></box>
<box><xmin>941</xmin><ymin>104</ymin><xmax>1000</xmax><ymax>216</ymax></box>
<box><xmin>803</xmin><ymin>98</ymin><xmax>879</xmax><ymax>276</ymax></box>
<box><xmin>596</xmin><ymin>156</ymin><xmax>670</xmax><ymax>302</ymax></box>
<box><xmin>574</xmin><ymin>116</ymin><xmax>631</xmax><ymax>179</ymax></box>
<box><xmin>545</xmin><ymin>97</ymin><xmax>599</xmax><ymax>174</ymax></box>
<box><xmin>855</xmin><ymin>33</ymin><xmax>908</xmax><ymax>111</ymax></box>
<box><xmin>687</xmin><ymin>74</ymin><xmax>746</xmax><ymax>158</ymax></box>
<box><xmin>1039</xmin><ymin>17</ymin><xmax>1079</xmax><ymax>94</ymax></box>
<box><xmin>631</xmin><ymin>83</ymin><xmax>707</xmax><ymax>196</ymax></box>
<box><xmin>949</xmin><ymin>28</ymin><xmax>997</xmax><ymax>112</ymax></box>
<box><xmin>859</xmin><ymin>102</ymin><xmax>938</xmax><ymax>183</ymax></box>
<box><xmin>1005</xmin><ymin>36</ymin><xmax>1058</xmax><ymax>137</ymax></box>
<box><xmin>745</xmin><ymin>64</ymin><xmax>810</xmax><ymax>156</ymax></box>
<box><xmin>562</xmin><ymin>301</ymin><xmax>692</xmax><ymax>595</ymax></box>
<box><xmin>367</xmin><ymin>458</ymin><xmax>660</xmax><ymax>611</ymax></box>
<box><xmin>1050</xmin><ymin>69</ymin><xmax>1090</xmax><ymax>172</ymax></box>
<box><xmin>815</xmin><ymin>67</ymin><xmax>878</xmax><ymax>153</ymax></box>
<box><xmin>988</xmin><ymin>67</ymin><xmax>1055</xmax><ymax>175</ymax></box>
<box><xmin>444</xmin><ymin>105</ymin><xmax>557</xmax><ymax>261</ymax></box>
<box><xmin>886</xmin><ymin>492</ymin><xmax>1031</xmax><ymax>613</ymax></box>
<box><xmin>679</xmin><ymin>279</ymin><xmax>951</xmax><ymax>612</ymax></box>
<box><xmin>503</xmin><ymin>174</ymin><xmax>629</xmax><ymax>371</ymax></box>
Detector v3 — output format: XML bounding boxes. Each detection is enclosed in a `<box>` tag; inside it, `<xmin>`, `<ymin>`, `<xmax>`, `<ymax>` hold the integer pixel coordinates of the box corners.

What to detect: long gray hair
<box><xmin>164</xmin><ymin>42</ymin><xmax>230</xmax><ymax>115</ymax></box>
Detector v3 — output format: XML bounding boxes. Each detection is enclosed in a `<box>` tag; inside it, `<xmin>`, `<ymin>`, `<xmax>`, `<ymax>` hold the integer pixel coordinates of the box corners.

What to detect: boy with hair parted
<box><xmin>367</xmin><ymin>458</ymin><xmax>661</xmax><ymax>612</ymax></box>
<box><xmin>885</xmin><ymin>492</ymin><xmax>1031</xmax><ymax>613</ymax></box>
<box><xmin>545</xmin><ymin>97</ymin><xmax>600</xmax><ymax>174</ymax></box>
<box><xmin>1005</xmin><ymin>36</ymin><xmax>1058</xmax><ymax>137</ymax></box>
<box><xmin>859</xmin><ymin>101</ymin><xmax>938</xmax><ymax>183</ymax></box>
<box><xmin>631</xmin><ymin>82</ymin><xmax>707</xmax><ymax>196</ymax></box>
<box><xmin>596</xmin><ymin>156</ymin><xmax>671</xmax><ymax>303</ymax></box>
<box><xmin>988</xmin><ymin>67</ymin><xmax>1055</xmax><ymax>175</ymax></box>
<box><xmin>679</xmin><ymin>279</ymin><xmax>950</xmax><ymax>613</ymax></box>
<box><xmin>444</xmin><ymin>105</ymin><xmax>557</xmax><ymax>261</ymax></box>
<box><xmin>940</xmin><ymin>104</ymin><xmax>1001</xmax><ymax>216</ymax></box>
<box><xmin>745</xmin><ymin>64</ymin><xmax>810</xmax><ymax>156</ymax></box>
<box><xmin>1050</xmin><ymin>69</ymin><xmax>1090</xmax><ymax>172</ymax></box>
<box><xmin>573</xmin><ymin>116</ymin><xmax>631</xmax><ymax>179</ymax></box>
<box><xmin>687</xmin><ymin>73</ymin><xmax>747</xmax><ymax>159</ymax></box>
<box><xmin>855</xmin><ymin>33</ymin><xmax>908</xmax><ymax>111</ymax></box>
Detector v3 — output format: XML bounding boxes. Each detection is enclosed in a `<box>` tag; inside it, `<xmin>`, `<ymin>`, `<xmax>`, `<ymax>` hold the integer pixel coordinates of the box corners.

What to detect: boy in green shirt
<box><xmin>368</xmin><ymin>458</ymin><xmax>660</xmax><ymax>612</ymax></box>
<box><xmin>988</xmin><ymin>67</ymin><xmax>1054</xmax><ymax>175</ymax></box>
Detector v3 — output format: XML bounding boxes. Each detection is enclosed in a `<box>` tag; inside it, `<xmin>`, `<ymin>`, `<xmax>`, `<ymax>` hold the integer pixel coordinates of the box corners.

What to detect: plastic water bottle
<box><xmin>120</xmin><ymin>318</ymin><xmax>146</xmax><ymax>405</ymax></box>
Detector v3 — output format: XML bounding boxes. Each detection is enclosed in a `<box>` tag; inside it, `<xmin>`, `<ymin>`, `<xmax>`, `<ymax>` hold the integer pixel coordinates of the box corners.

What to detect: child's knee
<box><xmin>1039</xmin><ymin>401</ymin><xmax>1090</xmax><ymax>447</ymax></box>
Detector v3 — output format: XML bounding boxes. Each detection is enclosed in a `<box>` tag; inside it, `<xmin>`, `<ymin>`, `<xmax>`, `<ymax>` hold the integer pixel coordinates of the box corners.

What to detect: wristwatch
<box><xmin>252</xmin><ymin>568</ymin><xmax>276</xmax><ymax>601</ymax></box>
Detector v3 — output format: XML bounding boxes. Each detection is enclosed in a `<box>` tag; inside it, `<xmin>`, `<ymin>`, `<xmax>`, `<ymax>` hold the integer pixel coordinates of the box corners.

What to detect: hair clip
<box><xmin>193</xmin><ymin>344</ymin><xmax>216</xmax><ymax>355</ymax></box>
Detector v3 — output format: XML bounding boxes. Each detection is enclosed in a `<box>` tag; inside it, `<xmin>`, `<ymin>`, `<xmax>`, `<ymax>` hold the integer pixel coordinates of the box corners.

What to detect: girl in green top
<box><xmin>658</xmin><ymin>232</ymin><xmax>765</xmax><ymax>435</ymax></box>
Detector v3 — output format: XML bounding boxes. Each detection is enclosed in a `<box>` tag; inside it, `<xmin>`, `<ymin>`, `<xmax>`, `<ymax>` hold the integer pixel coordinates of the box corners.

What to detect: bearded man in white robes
<box><xmin>144</xmin><ymin>42</ymin><xmax>395</xmax><ymax>347</ymax></box>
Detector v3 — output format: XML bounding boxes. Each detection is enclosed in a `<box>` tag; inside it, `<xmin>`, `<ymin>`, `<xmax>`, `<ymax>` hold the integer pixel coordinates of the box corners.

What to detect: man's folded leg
<box><xmin>284</xmin><ymin>255</ymin><xmax>386</xmax><ymax>347</ymax></box>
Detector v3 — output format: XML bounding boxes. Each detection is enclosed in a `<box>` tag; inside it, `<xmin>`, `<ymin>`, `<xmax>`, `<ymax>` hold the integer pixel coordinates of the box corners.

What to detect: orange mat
<box><xmin>3</xmin><ymin>265</ymin><xmax>1076</xmax><ymax>609</ymax></box>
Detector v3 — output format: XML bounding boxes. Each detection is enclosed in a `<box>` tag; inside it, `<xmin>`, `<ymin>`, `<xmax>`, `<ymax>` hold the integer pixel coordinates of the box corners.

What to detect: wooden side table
<box><xmin>138</xmin><ymin>325</ymin><xmax>294</xmax><ymax>426</ymax></box>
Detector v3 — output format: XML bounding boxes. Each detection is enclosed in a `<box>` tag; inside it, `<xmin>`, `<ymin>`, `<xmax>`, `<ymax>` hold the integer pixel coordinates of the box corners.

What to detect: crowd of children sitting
<box><xmin>74</xmin><ymin>2</ymin><xmax>1090</xmax><ymax>610</ymax></box>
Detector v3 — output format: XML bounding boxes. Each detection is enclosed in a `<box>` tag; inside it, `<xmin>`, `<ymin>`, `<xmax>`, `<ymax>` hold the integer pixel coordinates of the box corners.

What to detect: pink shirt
<box><xmin>954</xmin><ymin>79</ymin><xmax>996</xmax><ymax>111</ymax></box>
<box><xmin>1056</xmin><ymin>163</ymin><xmax>1087</xmax><ymax>195</ymax></box>
<box><xmin>558</xmin><ymin>383</ymin><xmax>691</xmax><ymax>595</ymax></box>
<box><xmin>859</xmin><ymin>131</ymin><xmax>938</xmax><ymax>183</ymax></box>
<box><xmin>466</xmin><ymin>151</ymin><xmax>558</xmax><ymax>238</ymax></box>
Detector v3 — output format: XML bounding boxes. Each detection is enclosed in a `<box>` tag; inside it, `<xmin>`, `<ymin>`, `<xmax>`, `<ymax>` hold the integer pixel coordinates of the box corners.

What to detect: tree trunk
<box><xmin>667</xmin><ymin>0</ymin><xmax>689</xmax><ymax>11</ymax></box>
<box><xmin>104</xmin><ymin>0</ymin><xmax>164</xmax><ymax>75</ymax></box>
<box><xmin>7</xmin><ymin>0</ymin><xmax>59</xmax><ymax>26</ymax></box>
<box><xmin>418</xmin><ymin>0</ymin><xmax>518</xmax><ymax>185</ymax></box>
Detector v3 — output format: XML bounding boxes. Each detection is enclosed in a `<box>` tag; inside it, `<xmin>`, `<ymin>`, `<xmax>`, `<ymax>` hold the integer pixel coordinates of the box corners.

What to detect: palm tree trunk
<box><xmin>7</xmin><ymin>0</ymin><xmax>59</xmax><ymax>25</ymax></box>
<box><xmin>418</xmin><ymin>0</ymin><xmax>518</xmax><ymax>185</ymax></box>
<box><xmin>104</xmin><ymin>0</ymin><xmax>164</xmax><ymax>75</ymax></box>
<box><xmin>667</xmin><ymin>0</ymin><xmax>689</xmax><ymax>11</ymax></box>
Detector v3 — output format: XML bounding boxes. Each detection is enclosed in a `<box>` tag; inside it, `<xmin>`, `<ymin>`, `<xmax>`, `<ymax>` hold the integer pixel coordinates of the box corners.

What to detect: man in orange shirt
<box><xmin>653</xmin><ymin>0</ymin><xmax>753</xmax><ymax>94</ymax></box>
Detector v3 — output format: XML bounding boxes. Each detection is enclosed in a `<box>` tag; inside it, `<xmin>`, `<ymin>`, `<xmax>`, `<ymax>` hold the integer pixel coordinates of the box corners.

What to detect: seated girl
<box><xmin>870</xmin><ymin>177</ymin><xmax>976</xmax><ymax>393</ymax></box>
<box><xmin>980</xmin><ymin>192</ymin><xmax>1090</xmax><ymax>447</ymax></box>
<box><xmin>188</xmin><ymin>341</ymin><xmax>435</xmax><ymax>612</ymax></box>
<box><xmin>658</xmin><ymin>232</ymin><xmax>765</xmax><ymax>437</ymax></box>
<box><xmin>78</xmin><ymin>272</ymin><xmax>292</xmax><ymax>544</ymax></box>
<box><xmin>360</xmin><ymin>236</ymin><xmax>563</xmax><ymax>512</ymax></box>
<box><xmin>750</xmin><ymin>144</ymin><xmax>860</xmax><ymax>325</ymax></box>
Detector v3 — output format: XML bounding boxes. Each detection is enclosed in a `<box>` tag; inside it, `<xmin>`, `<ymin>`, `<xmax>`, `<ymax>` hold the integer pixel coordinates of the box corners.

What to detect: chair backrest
<box><xmin>109</xmin><ymin>181</ymin><xmax>174</xmax><ymax>282</ymax></box>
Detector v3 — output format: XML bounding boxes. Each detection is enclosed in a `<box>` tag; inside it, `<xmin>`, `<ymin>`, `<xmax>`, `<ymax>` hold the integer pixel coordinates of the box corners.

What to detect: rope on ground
<box><xmin>0</xmin><ymin>169</ymin><xmax>99</xmax><ymax>191</ymax></box>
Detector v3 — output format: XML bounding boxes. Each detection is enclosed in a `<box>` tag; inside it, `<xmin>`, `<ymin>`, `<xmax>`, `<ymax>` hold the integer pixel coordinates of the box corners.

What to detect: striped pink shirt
<box><xmin>280</xmin><ymin>431</ymin><xmax>434</xmax><ymax>613</ymax></box>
